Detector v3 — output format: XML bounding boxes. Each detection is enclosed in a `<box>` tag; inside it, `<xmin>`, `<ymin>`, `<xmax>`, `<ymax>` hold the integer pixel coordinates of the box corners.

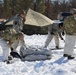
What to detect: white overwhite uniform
<box><xmin>0</xmin><ymin>37</ymin><xmax>10</xmax><ymax>61</ymax></box>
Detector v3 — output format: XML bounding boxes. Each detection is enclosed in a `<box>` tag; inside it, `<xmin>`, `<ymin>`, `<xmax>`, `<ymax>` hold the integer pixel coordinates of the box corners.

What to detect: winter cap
<box><xmin>70</xmin><ymin>8</ymin><xmax>76</xmax><ymax>14</ymax></box>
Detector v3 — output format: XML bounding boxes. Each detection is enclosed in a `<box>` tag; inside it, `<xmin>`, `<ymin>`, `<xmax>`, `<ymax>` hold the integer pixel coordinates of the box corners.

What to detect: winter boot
<box><xmin>56</xmin><ymin>46</ymin><xmax>59</xmax><ymax>49</ymax></box>
<box><xmin>63</xmin><ymin>54</ymin><xmax>68</xmax><ymax>57</ymax></box>
<box><xmin>68</xmin><ymin>55</ymin><xmax>75</xmax><ymax>59</ymax></box>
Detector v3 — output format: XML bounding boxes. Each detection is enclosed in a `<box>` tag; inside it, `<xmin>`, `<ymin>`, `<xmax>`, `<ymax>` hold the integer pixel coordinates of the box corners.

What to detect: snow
<box><xmin>0</xmin><ymin>34</ymin><xmax>76</xmax><ymax>75</ymax></box>
<box><xmin>54</xmin><ymin>20</ymin><xmax>63</xmax><ymax>23</ymax></box>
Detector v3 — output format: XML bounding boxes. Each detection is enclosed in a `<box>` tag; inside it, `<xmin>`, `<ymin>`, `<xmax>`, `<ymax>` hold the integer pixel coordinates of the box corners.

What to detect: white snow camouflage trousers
<box><xmin>64</xmin><ymin>35</ymin><xmax>76</xmax><ymax>56</ymax></box>
<box><xmin>0</xmin><ymin>37</ymin><xmax>10</xmax><ymax>61</ymax></box>
<box><xmin>44</xmin><ymin>32</ymin><xmax>59</xmax><ymax>48</ymax></box>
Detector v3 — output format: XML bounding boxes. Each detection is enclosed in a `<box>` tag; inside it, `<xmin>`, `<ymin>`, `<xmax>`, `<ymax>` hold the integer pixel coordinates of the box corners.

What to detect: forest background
<box><xmin>0</xmin><ymin>0</ymin><xmax>76</xmax><ymax>34</ymax></box>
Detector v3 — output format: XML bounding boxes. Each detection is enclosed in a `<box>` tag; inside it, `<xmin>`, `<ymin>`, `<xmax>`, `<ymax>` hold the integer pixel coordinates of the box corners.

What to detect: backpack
<box><xmin>57</xmin><ymin>12</ymin><xmax>72</xmax><ymax>21</ymax></box>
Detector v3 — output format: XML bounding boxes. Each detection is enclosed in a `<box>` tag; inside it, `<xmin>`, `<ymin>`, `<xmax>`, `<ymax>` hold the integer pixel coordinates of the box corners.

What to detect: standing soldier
<box><xmin>11</xmin><ymin>10</ymin><xmax>26</xmax><ymax>52</ymax></box>
<box><xmin>63</xmin><ymin>8</ymin><xmax>76</xmax><ymax>59</ymax></box>
<box><xmin>44</xmin><ymin>22</ymin><xmax>64</xmax><ymax>49</ymax></box>
<box><xmin>44</xmin><ymin>11</ymin><xmax>72</xmax><ymax>49</ymax></box>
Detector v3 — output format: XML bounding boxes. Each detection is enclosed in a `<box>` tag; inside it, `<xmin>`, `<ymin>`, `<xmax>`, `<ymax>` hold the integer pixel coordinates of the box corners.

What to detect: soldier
<box><xmin>11</xmin><ymin>10</ymin><xmax>27</xmax><ymax>60</ymax></box>
<box><xmin>44</xmin><ymin>22</ymin><xmax>64</xmax><ymax>49</ymax></box>
<box><xmin>0</xmin><ymin>10</ymin><xmax>26</xmax><ymax>62</ymax></box>
<box><xmin>10</xmin><ymin>10</ymin><xmax>26</xmax><ymax>57</ymax></box>
<box><xmin>63</xmin><ymin>8</ymin><xmax>76</xmax><ymax>59</ymax></box>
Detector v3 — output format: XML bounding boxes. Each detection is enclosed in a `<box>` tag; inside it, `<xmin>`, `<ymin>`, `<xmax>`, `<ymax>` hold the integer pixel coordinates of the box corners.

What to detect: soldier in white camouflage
<box><xmin>63</xmin><ymin>8</ymin><xmax>76</xmax><ymax>59</ymax></box>
<box><xmin>9</xmin><ymin>10</ymin><xmax>27</xmax><ymax>60</ymax></box>
<box><xmin>44</xmin><ymin>22</ymin><xmax>64</xmax><ymax>49</ymax></box>
<box><xmin>11</xmin><ymin>10</ymin><xmax>26</xmax><ymax>52</ymax></box>
<box><xmin>44</xmin><ymin>12</ymin><xmax>69</xmax><ymax>49</ymax></box>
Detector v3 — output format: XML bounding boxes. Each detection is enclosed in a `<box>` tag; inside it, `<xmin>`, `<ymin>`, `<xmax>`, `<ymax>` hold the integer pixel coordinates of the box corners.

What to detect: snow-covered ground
<box><xmin>0</xmin><ymin>34</ymin><xmax>76</xmax><ymax>75</ymax></box>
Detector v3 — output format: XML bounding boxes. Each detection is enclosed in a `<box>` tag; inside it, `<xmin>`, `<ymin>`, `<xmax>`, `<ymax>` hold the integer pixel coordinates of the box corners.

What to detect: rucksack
<box><xmin>57</xmin><ymin>12</ymin><xmax>72</xmax><ymax>21</ymax></box>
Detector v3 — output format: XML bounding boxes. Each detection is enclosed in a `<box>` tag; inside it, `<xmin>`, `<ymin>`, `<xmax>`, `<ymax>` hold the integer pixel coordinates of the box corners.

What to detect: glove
<box><xmin>62</xmin><ymin>31</ymin><xmax>65</xmax><ymax>36</ymax></box>
<box><xmin>61</xmin><ymin>37</ymin><xmax>64</xmax><ymax>40</ymax></box>
<box><xmin>11</xmin><ymin>47</ymin><xmax>14</xmax><ymax>51</ymax></box>
<box><xmin>50</xmin><ymin>32</ymin><xmax>54</xmax><ymax>35</ymax></box>
<box><xmin>14</xmin><ymin>21</ymin><xmax>18</xmax><ymax>25</ymax></box>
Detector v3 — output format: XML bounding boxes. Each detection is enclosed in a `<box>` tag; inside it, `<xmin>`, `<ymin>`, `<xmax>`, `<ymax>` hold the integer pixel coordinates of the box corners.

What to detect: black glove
<box><xmin>50</xmin><ymin>32</ymin><xmax>54</xmax><ymax>35</ymax></box>
<box><xmin>21</xmin><ymin>30</ymin><xmax>23</xmax><ymax>32</ymax></box>
<box><xmin>14</xmin><ymin>21</ymin><xmax>18</xmax><ymax>25</ymax></box>
<box><xmin>11</xmin><ymin>47</ymin><xmax>14</xmax><ymax>51</ymax></box>
<box><xmin>61</xmin><ymin>37</ymin><xmax>64</xmax><ymax>40</ymax></box>
<box><xmin>62</xmin><ymin>31</ymin><xmax>65</xmax><ymax>36</ymax></box>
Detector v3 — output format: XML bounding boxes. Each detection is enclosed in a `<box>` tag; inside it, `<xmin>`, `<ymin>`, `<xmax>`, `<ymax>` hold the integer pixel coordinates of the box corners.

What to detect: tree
<box><xmin>1</xmin><ymin>0</ymin><xmax>76</xmax><ymax>19</ymax></box>
<box><xmin>44</xmin><ymin>0</ymin><xmax>55</xmax><ymax>19</ymax></box>
<box><xmin>9</xmin><ymin>0</ymin><xmax>33</xmax><ymax>15</ymax></box>
<box><xmin>4</xmin><ymin>0</ymin><xmax>11</xmax><ymax>18</ymax></box>
<box><xmin>69</xmin><ymin>0</ymin><xmax>76</xmax><ymax>8</ymax></box>
<box><xmin>0</xmin><ymin>1</ymin><xmax>4</xmax><ymax>18</ymax></box>
<box><xmin>33</xmin><ymin>0</ymin><xmax>46</xmax><ymax>13</ymax></box>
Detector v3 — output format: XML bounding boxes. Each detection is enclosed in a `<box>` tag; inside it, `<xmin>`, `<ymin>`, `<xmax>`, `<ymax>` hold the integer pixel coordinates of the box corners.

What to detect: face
<box><xmin>20</xmin><ymin>14</ymin><xmax>25</xmax><ymax>17</ymax></box>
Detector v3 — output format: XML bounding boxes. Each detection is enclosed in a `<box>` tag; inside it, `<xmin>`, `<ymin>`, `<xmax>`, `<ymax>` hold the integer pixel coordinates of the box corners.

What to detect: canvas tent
<box><xmin>5</xmin><ymin>8</ymin><xmax>54</xmax><ymax>27</ymax></box>
<box><xmin>25</xmin><ymin>8</ymin><xmax>54</xmax><ymax>26</ymax></box>
<box><xmin>4</xmin><ymin>16</ymin><xmax>15</xmax><ymax>25</ymax></box>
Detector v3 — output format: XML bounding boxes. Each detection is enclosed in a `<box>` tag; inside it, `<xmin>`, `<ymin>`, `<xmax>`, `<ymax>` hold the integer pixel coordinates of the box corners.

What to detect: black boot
<box><xmin>8</xmin><ymin>56</ymin><xmax>13</xmax><ymax>60</ymax></box>
<box><xmin>56</xmin><ymin>46</ymin><xmax>59</xmax><ymax>49</ymax></box>
<box><xmin>68</xmin><ymin>55</ymin><xmax>75</xmax><ymax>59</ymax></box>
<box><xmin>10</xmin><ymin>52</ymin><xmax>22</xmax><ymax>59</ymax></box>
<box><xmin>11</xmin><ymin>47</ymin><xmax>14</xmax><ymax>51</ymax></box>
<box><xmin>63</xmin><ymin>54</ymin><xmax>68</xmax><ymax>57</ymax></box>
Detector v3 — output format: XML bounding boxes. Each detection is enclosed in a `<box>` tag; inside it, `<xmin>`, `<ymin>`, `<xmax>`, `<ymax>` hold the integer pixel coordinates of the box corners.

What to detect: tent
<box><xmin>4</xmin><ymin>16</ymin><xmax>15</xmax><ymax>25</ymax></box>
<box><xmin>5</xmin><ymin>9</ymin><xmax>54</xmax><ymax>27</ymax></box>
<box><xmin>25</xmin><ymin>8</ymin><xmax>54</xmax><ymax>26</ymax></box>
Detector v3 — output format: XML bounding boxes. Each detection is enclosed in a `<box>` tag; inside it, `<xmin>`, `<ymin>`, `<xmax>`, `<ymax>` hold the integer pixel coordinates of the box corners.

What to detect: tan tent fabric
<box><xmin>5</xmin><ymin>20</ymin><xmax>13</xmax><ymax>25</ymax></box>
<box><xmin>5</xmin><ymin>9</ymin><xmax>54</xmax><ymax>26</ymax></box>
<box><xmin>25</xmin><ymin>9</ymin><xmax>54</xmax><ymax>26</ymax></box>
